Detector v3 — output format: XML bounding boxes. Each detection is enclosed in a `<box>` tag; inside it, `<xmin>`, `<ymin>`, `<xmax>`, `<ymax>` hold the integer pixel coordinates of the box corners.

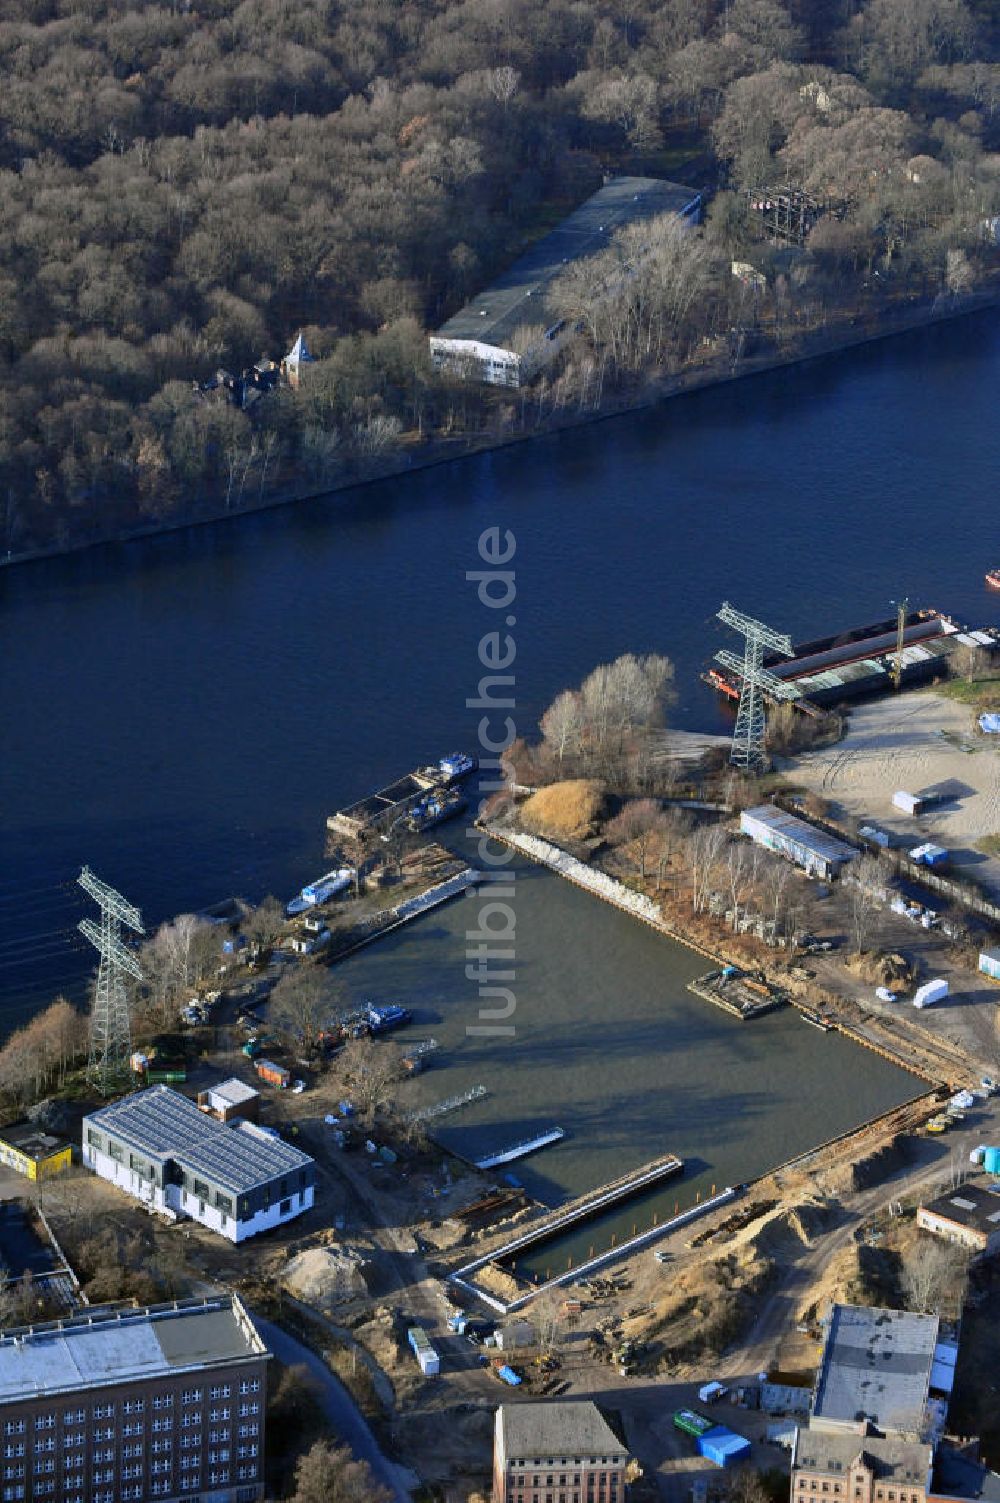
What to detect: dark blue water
<box><xmin>2</xmin><ymin>309</ymin><xmax>1000</xmax><ymax>1024</ymax></box>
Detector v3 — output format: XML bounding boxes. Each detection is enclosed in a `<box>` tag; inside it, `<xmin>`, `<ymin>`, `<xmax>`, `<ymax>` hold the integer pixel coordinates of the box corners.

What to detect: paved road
<box><xmin>255</xmin><ymin>1316</ymin><xmax>413</xmax><ymax>1503</ymax></box>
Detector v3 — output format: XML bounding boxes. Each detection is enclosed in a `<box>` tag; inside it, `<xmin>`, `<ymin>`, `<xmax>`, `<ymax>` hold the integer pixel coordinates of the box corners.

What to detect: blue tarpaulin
<box><xmin>979</xmin><ymin>714</ymin><xmax>1000</xmax><ymax>734</ymax></box>
<box><xmin>697</xmin><ymin>1428</ymin><xmax>752</xmax><ymax>1467</ymax></box>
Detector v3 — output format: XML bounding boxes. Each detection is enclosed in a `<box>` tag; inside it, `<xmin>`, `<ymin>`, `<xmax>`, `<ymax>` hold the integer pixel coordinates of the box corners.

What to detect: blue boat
<box><xmin>438</xmin><ymin>752</ymin><xmax>477</xmax><ymax>782</ymax></box>
<box><xmin>366</xmin><ymin>1003</ymin><xmax>412</xmax><ymax>1034</ymax></box>
<box><xmin>287</xmin><ymin>867</ymin><xmax>354</xmax><ymax>916</ymax></box>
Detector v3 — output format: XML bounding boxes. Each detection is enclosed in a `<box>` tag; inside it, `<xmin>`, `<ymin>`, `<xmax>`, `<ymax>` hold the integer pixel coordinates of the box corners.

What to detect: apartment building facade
<box><xmin>792</xmin><ymin>1430</ymin><xmax>934</xmax><ymax>1503</ymax></box>
<box><xmin>0</xmin><ymin>1296</ymin><xmax>268</xmax><ymax>1503</ymax></box>
<box><xmin>493</xmin><ymin>1402</ymin><xmax>630</xmax><ymax>1503</ymax></box>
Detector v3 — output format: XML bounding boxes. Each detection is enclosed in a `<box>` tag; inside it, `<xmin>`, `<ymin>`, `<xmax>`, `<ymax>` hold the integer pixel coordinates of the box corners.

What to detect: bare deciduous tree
<box><xmin>270</xmin><ymin>967</ymin><xmax>335</xmax><ymax>1052</ymax></box>
<box><xmin>331</xmin><ymin>1038</ymin><xmax>404</xmax><ymax>1122</ymax></box>
<box><xmin>849</xmin><ymin>852</ymin><xmax>889</xmax><ymax>953</ymax></box>
<box><xmin>690</xmin><ymin>822</ymin><xmax>729</xmax><ymax>912</ymax></box>
<box><xmin>540</xmin><ymin>690</ymin><xmax>584</xmax><ymax>769</ymax></box>
<box><xmin>901</xmin><ymin>1237</ymin><xmax>968</xmax><ymax>1317</ymax></box>
<box><xmin>606</xmin><ymin>798</ymin><xmax>668</xmax><ymax>879</ymax></box>
<box><xmin>243</xmin><ymin>896</ymin><xmax>286</xmax><ymax>955</ymax></box>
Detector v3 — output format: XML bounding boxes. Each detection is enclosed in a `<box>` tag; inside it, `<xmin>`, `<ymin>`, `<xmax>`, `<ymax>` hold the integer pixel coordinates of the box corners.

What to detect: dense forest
<box><xmin>2</xmin><ymin>0</ymin><xmax>1000</xmax><ymax>556</ymax></box>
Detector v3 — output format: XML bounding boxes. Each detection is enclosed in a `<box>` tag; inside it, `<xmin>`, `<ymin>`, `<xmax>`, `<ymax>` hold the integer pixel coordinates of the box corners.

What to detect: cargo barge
<box><xmin>327</xmin><ymin>752</ymin><xmax>477</xmax><ymax>840</ymax></box>
<box><xmin>688</xmin><ymin>967</ymin><xmax>785</xmax><ymax>1020</ymax></box>
<box><xmin>705</xmin><ymin>609</ymin><xmax>999</xmax><ymax>711</ymax></box>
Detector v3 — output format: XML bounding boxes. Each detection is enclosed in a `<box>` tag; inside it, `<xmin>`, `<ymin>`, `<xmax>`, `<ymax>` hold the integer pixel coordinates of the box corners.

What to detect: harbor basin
<box><xmin>331</xmin><ymin>850</ymin><xmax>923</xmax><ymax>1271</ymax></box>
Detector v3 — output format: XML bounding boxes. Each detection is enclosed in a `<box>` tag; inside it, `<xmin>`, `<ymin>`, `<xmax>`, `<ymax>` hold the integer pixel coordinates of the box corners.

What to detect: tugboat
<box><xmin>407</xmin><ymin>787</ymin><xmax>467</xmax><ymax>833</ymax></box>
<box><xmin>987</xmin><ymin>569</ymin><xmax>1000</xmax><ymax>590</ymax></box>
<box><xmin>438</xmin><ymin>751</ymin><xmax>478</xmax><ymax>782</ymax></box>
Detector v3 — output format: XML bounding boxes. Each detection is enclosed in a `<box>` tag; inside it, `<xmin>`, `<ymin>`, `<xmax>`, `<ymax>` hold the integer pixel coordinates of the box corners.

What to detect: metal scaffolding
<box><xmin>78</xmin><ymin>866</ymin><xmax>144</xmax><ymax>1094</ymax></box>
<box><xmin>716</xmin><ymin>602</ymin><xmax>797</xmax><ymax>771</ymax></box>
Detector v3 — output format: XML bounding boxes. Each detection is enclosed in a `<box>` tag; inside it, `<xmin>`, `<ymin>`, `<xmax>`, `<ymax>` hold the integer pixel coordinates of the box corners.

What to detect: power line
<box><xmin>716</xmin><ymin>602</ymin><xmax>798</xmax><ymax>772</ymax></box>
<box><xmin>78</xmin><ymin>866</ymin><xmax>144</xmax><ymax>1095</ymax></box>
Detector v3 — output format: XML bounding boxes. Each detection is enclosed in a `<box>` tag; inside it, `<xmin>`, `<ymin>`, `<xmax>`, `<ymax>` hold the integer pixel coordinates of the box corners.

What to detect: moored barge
<box><xmin>705</xmin><ymin>608</ymin><xmax>999</xmax><ymax>711</ymax></box>
<box><xmin>327</xmin><ymin>752</ymin><xmax>477</xmax><ymax>840</ymax></box>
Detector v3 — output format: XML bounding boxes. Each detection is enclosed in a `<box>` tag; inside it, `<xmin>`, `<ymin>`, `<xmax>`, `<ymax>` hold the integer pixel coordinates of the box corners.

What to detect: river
<box><xmin>1</xmin><ymin>310</ymin><xmax>997</xmax><ymax>1192</ymax></box>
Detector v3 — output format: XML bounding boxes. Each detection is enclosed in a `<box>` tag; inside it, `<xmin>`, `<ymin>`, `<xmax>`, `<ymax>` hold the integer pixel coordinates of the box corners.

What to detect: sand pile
<box><xmin>281</xmin><ymin>1246</ymin><xmax>369</xmax><ymax>1309</ymax></box>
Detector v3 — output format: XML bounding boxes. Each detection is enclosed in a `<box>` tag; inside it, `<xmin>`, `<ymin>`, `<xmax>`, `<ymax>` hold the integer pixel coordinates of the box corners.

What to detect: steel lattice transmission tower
<box><xmin>715</xmin><ymin>602</ymin><xmax>799</xmax><ymax>771</ymax></box>
<box><xmin>78</xmin><ymin>866</ymin><xmax>144</xmax><ymax>1094</ymax></box>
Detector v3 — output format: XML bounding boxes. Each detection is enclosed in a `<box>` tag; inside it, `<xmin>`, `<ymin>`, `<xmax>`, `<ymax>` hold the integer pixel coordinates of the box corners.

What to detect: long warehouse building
<box><xmin>740</xmin><ymin>805</ymin><xmax>857</xmax><ymax>881</ymax></box>
<box><xmin>431</xmin><ymin>175</ymin><xmax>702</xmax><ymax>388</ymax></box>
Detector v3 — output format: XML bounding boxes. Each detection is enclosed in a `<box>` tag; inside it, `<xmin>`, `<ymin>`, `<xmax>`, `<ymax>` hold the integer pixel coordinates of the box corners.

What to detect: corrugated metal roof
<box><xmin>435</xmin><ymin>177</ymin><xmax>700</xmax><ymax>350</ymax></box>
<box><xmin>741</xmin><ymin>806</ymin><xmax>856</xmax><ymax>866</ymax></box>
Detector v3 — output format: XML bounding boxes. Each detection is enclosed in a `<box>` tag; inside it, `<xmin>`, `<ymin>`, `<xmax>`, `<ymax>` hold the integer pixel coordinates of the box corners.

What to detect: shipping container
<box><xmin>407</xmin><ymin>1327</ymin><xmax>440</xmax><ymax>1376</ymax></box>
<box><xmin>254</xmin><ymin>1058</ymin><xmax>290</xmax><ymax>1088</ymax></box>
<box><xmin>984</xmin><ymin>1147</ymin><xmax>1000</xmax><ymax>1176</ymax></box>
<box><xmin>893</xmin><ymin>791</ymin><xmax>925</xmax><ymax>815</ymax></box>
<box><xmin>697</xmin><ymin>1428</ymin><xmax>752</xmax><ymax>1468</ymax></box>
<box><xmin>979</xmin><ymin>950</ymin><xmax>1000</xmax><ymax>982</ymax></box>
<box><xmin>674</xmin><ymin>1410</ymin><xmax>715</xmax><ymax>1439</ymax></box>
<box><xmin>913</xmin><ymin>979</ymin><xmax>949</xmax><ymax>1009</ymax></box>
<box><xmin>909</xmin><ymin>843</ymin><xmax>948</xmax><ymax>867</ymax></box>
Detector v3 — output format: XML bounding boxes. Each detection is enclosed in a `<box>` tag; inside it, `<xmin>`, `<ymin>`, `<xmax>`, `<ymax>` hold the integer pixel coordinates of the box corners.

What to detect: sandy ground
<box><xmin>787</xmin><ymin>691</ymin><xmax>1000</xmax><ymax>896</ymax></box>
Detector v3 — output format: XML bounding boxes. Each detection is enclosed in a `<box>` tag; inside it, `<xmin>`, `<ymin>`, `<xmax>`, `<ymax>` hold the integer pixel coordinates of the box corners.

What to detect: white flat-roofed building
<box><xmin>83</xmin><ymin>1086</ymin><xmax>315</xmax><ymax>1242</ymax></box>
<box><xmin>811</xmin><ymin>1304</ymin><xmax>942</xmax><ymax>1440</ymax></box>
<box><xmin>431</xmin><ymin>176</ymin><xmax>702</xmax><ymax>388</ymax></box>
<box><xmin>0</xmin><ymin>1294</ymin><xmax>268</xmax><ymax>1503</ymax></box>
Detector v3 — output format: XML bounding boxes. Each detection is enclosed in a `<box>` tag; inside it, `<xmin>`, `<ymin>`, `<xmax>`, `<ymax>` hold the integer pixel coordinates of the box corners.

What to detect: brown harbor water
<box><xmin>335</xmin><ymin>849</ymin><xmax>922</xmax><ymax>1270</ymax></box>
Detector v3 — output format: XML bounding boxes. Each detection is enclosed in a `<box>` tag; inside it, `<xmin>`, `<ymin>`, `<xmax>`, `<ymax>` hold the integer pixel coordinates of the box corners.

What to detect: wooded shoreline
<box><xmin>5</xmin><ymin>282</ymin><xmax>998</xmax><ymax>572</ymax></box>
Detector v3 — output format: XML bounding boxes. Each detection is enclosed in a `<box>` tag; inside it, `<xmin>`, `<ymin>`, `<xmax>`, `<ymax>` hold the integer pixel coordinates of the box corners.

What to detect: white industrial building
<box><xmin>431</xmin><ymin>175</ymin><xmax>702</xmax><ymax>388</ymax></box>
<box><xmin>83</xmin><ymin>1085</ymin><xmax>315</xmax><ymax>1242</ymax></box>
<box><xmin>740</xmin><ymin>804</ymin><xmax>857</xmax><ymax>881</ymax></box>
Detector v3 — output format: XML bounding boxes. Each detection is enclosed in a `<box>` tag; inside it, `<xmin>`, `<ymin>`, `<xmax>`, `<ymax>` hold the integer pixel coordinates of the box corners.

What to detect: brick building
<box><xmin>493</xmin><ymin>1402</ymin><xmax>630</xmax><ymax>1503</ymax></box>
<box><xmin>792</xmin><ymin>1429</ymin><xmax>934</xmax><ymax>1503</ymax></box>
<box><xmin>0</xmin><ymin>1295</ymin><xmax>268</xmax><ymax>1503</ymax></box>
<box><xmin>917</xmin><ymin>1182</ymin><xmax>1000</xmax><ymax>1258</ymax></box>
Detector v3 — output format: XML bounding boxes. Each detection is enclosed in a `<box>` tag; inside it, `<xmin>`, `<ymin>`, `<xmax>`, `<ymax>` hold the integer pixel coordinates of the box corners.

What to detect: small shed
<box><xmin>979</xmin><ymin>950</ymin><xmax>1000</xmax><ymax>982</ymax></box>
<box><xmin>0</xmin><ymin>1123</ymin><xmax>72</xmax><ymax>1181</ymax></box>
<box><xmin>698</xmin><ymin>1428</ymin><xmax>752</xmax><ymax>1468</ymax></box>
<box><xmin>199</xmin><ymin>1077</ymin><xmax>260</xmax><ymax>1123</ymax></box>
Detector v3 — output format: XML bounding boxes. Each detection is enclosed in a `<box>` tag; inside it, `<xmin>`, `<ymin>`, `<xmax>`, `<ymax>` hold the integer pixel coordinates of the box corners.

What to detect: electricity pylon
<box><xmin>716</xmin><ymin>602</ymin><xmax>798</xmax><ymax>771</ymax></box>
<box><xmin>890</xmin><ymin>597</ymin><xmax>909</xmax><ymax>691</ymax></box>
<box><xmin>78</xmin><ymin>866</ymin><xmax>144</xmax><ymax>1094</ymax></box>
